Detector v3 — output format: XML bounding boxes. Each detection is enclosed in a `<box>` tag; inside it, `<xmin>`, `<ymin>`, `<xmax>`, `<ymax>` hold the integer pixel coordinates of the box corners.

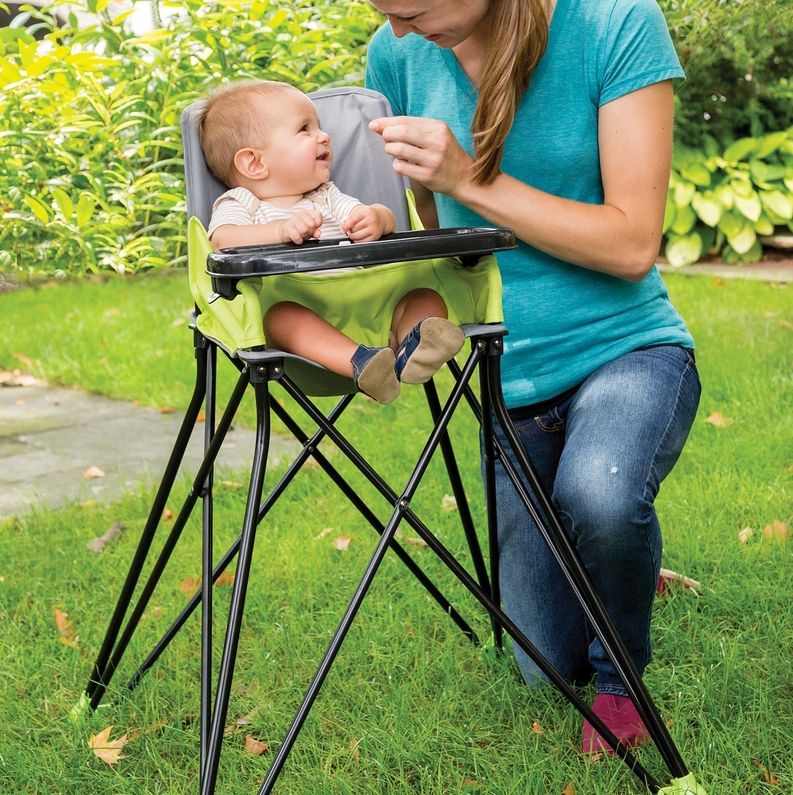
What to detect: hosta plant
<box><xmin>664</xmin><ymin>127</ymin><xmax>793</xmax><ymax>267</ymax></box>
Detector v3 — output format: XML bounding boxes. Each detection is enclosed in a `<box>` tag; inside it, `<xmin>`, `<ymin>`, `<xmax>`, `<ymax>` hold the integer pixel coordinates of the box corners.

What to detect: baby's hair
<box><xmin>197</xmin><ymin>79</ymin><xmax>302</xmax><ymax>185</ymax></box>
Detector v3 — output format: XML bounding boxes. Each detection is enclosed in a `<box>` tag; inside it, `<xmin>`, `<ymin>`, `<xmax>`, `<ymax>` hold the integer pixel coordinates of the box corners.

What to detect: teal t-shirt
<box><xmin>365</xmin><ymin>0</ymin><xmax>693</xmax><ymax>408</ymax></box>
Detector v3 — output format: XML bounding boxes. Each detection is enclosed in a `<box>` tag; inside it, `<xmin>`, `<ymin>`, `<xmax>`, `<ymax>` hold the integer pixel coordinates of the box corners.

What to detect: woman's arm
<box><xmin>370</xmin><ymin>81</ymin><xmax>674</xmax><ymax>282</ymax></box>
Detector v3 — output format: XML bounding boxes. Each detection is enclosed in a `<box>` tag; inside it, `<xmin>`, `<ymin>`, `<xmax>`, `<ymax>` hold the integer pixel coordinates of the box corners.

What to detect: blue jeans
<box><xmin>489</xmin><ymin>345</ymin><xmax>701</xmax><ymax>694</ymax></box>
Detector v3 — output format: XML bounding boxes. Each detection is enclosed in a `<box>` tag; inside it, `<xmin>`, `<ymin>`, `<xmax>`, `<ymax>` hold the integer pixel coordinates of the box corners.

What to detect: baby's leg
<box><xmin>264</xmin><ymin>301</ymin><xmax>358</xmax><ymax>375</ymax></box>
<box><xmin>391</xmin><ymin>289</ymin><xmax>464</xmax><ymax>384</ymax></box>
<box><xmin>264</xmin><ymin>302</ymin><xmax>399</xmax><ymax>403</ymax></box>
<box><xmin>390</xmin><ymin>288</ymin><xmax>448</xmax><ymax>347</ymax></box>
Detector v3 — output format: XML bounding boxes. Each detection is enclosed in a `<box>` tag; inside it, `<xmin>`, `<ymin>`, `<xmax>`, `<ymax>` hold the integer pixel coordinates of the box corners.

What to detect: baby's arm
<box><xmin>211</xmin><ymin>210</ymin><xmax>323</xmax><ymax>250</ymax></box>
<box><xmin>341</xmin><ymin>203</ymin><xmax>396</xmax><ymax>242</ymax></box>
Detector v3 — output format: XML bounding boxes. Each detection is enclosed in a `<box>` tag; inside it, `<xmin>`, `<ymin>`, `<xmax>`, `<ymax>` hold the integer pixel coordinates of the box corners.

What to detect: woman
<box><xmin>365</xmin><ymin>0</ymin><xmax>701</xmax><ymax>752</ymax></box>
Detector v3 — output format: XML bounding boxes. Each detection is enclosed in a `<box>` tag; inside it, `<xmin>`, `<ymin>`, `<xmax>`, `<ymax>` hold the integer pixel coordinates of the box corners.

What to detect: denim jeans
<box><xmin>489</xmin><ymin>345</ymin><xmax>701</xmax><ymax>694</ymax></box>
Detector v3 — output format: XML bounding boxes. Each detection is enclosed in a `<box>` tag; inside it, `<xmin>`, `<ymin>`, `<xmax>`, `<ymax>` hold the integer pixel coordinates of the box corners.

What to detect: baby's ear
<box><xmin>234</xmin><ymin>148</ymin><xmax>269</xmax><ymax>180</ymax></box>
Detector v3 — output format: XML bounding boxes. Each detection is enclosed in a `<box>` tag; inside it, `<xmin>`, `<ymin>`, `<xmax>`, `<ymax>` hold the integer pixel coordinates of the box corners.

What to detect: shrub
<box><xmin>0</xmin><ymin>0</ymin><xmax>381</xmax><ymax>278</ymax></box>
<box><xmin>664</xmin><ymin>127</ymin><xmax>793</xmax><ymax>266</ymax></box>
<box><xmin>661</xmin><ymin>0</ymin><xmax>793</xmax><ymax>146</ymax></box>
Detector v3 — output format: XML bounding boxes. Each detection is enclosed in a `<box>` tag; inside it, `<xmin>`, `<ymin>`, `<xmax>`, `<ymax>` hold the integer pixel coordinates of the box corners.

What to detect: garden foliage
<box><xmin>0</xmin><ymin>0</ymin><xmax>381</xmax><ymax>277</ymax></box>
<box><xmin>666</xmin><ymin>128</ymin><xmax>793</xmax><ymax>266</ymax></box>
<box><xmin>0</xmin><ymin>0</ymin><xmax>791</xmax><ymax>277</ymax></box>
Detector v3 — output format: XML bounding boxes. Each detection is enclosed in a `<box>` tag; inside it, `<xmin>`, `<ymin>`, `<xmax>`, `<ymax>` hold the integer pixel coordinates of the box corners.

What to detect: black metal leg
<box><xmin>201</xmin><ymin>378</ymin><xmax>271</xmax><ymax>795</ymax></box>
<box><xmin>83</xmin><ymin>341</ymin><xmax>209</xmax><ymax>708</ymax></box>
<box><xmin>422</xmin><ymin>377</ymin><xmax>491</xmax><ymax>592</ymax></box>
<box><xmin>482</xmin><ymin>343</ymin><xmax>689</xmax><ymax>780</ymax></box>
<box><xmin>200</xmin><ymin>344</ymin><xmax>217</xmax><ymax>773</ymax></box>
<box><xmin>88</xmin><ymin>366</ymin><xmax>250</xmax><ymax>710</ymax></box>
<box><xmin>476</xmin><ymin>351</ymin><xmax>503</xmax><ymax>651</ymax></box>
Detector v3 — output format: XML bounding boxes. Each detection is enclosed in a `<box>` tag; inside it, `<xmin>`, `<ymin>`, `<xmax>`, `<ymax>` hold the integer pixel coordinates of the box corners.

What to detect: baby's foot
<box><xmin>395</xmin><ymin>317</ymin><xmax>465</xmax><ymax>385</ymax></box>
<box><xmin>351</xmin><ymin>345</ymin><xmax>400</xmax><ymax>404</ymax></box>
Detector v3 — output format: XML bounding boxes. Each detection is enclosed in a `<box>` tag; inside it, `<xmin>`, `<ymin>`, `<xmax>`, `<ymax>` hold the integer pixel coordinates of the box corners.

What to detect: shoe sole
<box><xmin>356</xmin><ymin>347</ymin><xmax>400</xmax><ymax>404</ymax></box>
<box><xmin>399</xmin><ymin>318</ymin><xmax>465</xmax><ymax>385</ymax></box>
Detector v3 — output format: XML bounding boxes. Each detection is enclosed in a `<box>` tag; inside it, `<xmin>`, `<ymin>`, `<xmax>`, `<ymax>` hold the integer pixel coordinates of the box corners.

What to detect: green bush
<box><xmin>0</xmin><ymin>0</ymin><xmax>381</xmax><ymax>278</ymax></box>
<box><xmin>664</xmin><ymin>127</ymin><xmax>793</xmax><ymax>266</ymax></box>
<box><xmin>660</xmin><ymin>0</ymin><xmax>793</xmax><ymax>146</ymax></box>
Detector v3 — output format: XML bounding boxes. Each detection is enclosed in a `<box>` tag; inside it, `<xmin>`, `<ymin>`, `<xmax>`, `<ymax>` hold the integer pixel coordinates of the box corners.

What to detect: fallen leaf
<box><xmin>315</xmin><ymin>527</ymin><xmax>334</xmax><ymax>540</ymax></box>
<box><xmin>779</xmin><ymin>319</ymin><xmax>793</xmax><ymax>330</ymax></box>
<box><xmin>738</xmin><ymin>527</ymin><xmax>754</xmax><ymax>545</ymax></box>
<box><xmin>179</xmin><ymin>575</ymin><xmax>201</xmax><ymax>594</ymax></box>
<box><xmin>761</xmin><ymin>520</ymin><xmax>788</xmax><ymax>542</ymax></box>
<box><xmin>8</xmin><ymin>366</ymin><xmax>29</xmax><ymax>387</ymax></box>
<box><xmin>349</xmin><ymin>738</ymin><xmax>360</xmax><ymax>761</ymax></box>
<box><xmin>87</xmin><ymin>522</ymin><xmax>126</xmax><ymax>554</ymax></box>
<box><xmin>332</xmin><ymin>535</ymin><xmax>352</xmax><ymax>551</ymax></box>
<box><xmin>215</xmin><ymin>570</ymin><xmax>235</xmax><ymax>586</ymax></box>
<box><xmin>751</xmin><ymin>758</ymin><xmax>780</xmax><ymax>786</ymax></box>
<box><xmin>54</xmin><ymin>607</ymin><xmax>79</xmax><ymax>648</ymax></box>
<box><xmin>159</xmin><ymin>406</ymin><xmax>175</xmax><ymax>414</ymax></box>
<box><xmin>532</xmin><ymin>720</ymin><xmax>544</xmax><ymax>734</ymax></box>
<box><xmin>562</xmin><ymin>784</ymin><xmax>576</xmax><ymax>795</ymax></box>
<box><xmin>162</xmin><ymin>508</ymin><xmax>174</xmax><ymax>521</ymax></box>
<box><xmin>440</xmin><ymin>494</ymin><xmax>458</xmax><ymax>513</ymax></box>
<box><xmin>88</xmin><ymin>726</ymin><xmax>128</xmax><ymax>765</ymax></box>
<box><xmin>196</xmin><ymin>411</ymin><xmax>206</xmax><ymax>423</ymax></box>
<box><xmin>461</xmin><ymin>779</ymin><xmax>479</xmax><ymax>787</ymax></box>
<box><xmin>406</xmin><ymin>536</ymin><xmax>428</xmax><ymax>547</ymax></box>
<box><xmin>704</xmin><ymin>412</ymin><xmax>733</xmax><ymax>428</ymax></box>
<box><xmin>244</xmin><ymin>734</ymin><xmax>269</xmax><ymax>755</ymax></box>
<box><xmin>83</xmin><ymin>465</ymin><xmax>106</xmax><ymax>480</ymax></box>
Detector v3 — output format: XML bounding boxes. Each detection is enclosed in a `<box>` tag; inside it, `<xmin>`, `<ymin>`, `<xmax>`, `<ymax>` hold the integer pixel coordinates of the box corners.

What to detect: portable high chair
<box><xmin>74</xmin><ymin>86</ymin><xmax>706</xmax><ymax>795</ymax></box>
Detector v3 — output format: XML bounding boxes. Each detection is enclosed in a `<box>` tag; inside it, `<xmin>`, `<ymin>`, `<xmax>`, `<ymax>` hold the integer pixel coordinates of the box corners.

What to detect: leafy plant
<box><xmin>660</xmin><ymin>0</ymin><xmax>793</xmax><ymax>146</ymax></box>
<box><xmin>664</xmin><ymin>127</ymin><xmax>793</xmax><ymax>267</ymax></box>
<box><xmin>0</xmin><ymin>0</ymin><xmax>382</xmax><ymax>279</ymax></box>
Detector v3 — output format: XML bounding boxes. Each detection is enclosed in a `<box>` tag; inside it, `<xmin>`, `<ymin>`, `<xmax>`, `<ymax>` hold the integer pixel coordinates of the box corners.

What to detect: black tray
<box><xmin>206</xmin><ymin>227</ymin><xmax>516</xmax><ymax>298</ymax></box>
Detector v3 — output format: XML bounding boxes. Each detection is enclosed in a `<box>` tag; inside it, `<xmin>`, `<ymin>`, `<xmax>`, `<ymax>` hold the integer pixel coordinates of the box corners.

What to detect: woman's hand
<box><xmin>369</xmin><ymin>116</ymin><xmax>474</xmax><ymax>198</ymax></box>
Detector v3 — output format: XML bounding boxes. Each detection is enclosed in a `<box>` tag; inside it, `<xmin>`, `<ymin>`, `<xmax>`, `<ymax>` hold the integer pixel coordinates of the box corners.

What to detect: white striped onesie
<box><xmin>207</xmin><ymin>182</ymin><xmax>361</xmax><ymax>242</ymax></box>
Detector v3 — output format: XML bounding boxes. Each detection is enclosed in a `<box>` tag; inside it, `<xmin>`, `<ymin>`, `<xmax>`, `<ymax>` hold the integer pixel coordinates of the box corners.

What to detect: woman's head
<box><xmin>370</xmin><ymin>0</ymin><xmax>490</xmax><ymax>48</ymax></box>
<box><xmin>371</xmin><ymin>0</ymin><xmax>550</xmax><ymax>184</ymax></box>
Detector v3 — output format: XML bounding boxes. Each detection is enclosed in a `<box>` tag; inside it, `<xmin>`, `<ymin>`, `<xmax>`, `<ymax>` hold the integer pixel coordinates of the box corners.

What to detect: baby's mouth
<box><xmin>317</xmin><ymin>152</ymin><xmax>330</xmax><ymax>162</ymax></box>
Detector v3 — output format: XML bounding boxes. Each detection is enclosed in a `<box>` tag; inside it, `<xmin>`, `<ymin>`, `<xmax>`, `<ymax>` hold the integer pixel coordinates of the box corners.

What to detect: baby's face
<box><xmin>262</xmin><ymin>90</ymin><xmax>332</xmax><ymax>195</ymax></box>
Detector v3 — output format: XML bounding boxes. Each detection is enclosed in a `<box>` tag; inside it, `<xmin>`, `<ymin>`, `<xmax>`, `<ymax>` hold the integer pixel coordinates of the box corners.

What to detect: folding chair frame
<box><xmin>74</xmin><ymin>306</ymin><xmax>699</xmax><ymax>794</ymax></box>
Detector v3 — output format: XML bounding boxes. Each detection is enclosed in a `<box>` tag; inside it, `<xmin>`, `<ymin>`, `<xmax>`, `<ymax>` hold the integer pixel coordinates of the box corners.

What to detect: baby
<box><xmin>198</xmin><ymin>80</ymin><xmax>464</xmax><ymax>403</ymax></box>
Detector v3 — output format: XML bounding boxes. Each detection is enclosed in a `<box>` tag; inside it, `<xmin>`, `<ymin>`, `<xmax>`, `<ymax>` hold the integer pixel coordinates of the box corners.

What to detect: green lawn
<box><xmin>0</xmin><ymin>271</ymin><xmax>791</xmax><ymax>794</ymax></box>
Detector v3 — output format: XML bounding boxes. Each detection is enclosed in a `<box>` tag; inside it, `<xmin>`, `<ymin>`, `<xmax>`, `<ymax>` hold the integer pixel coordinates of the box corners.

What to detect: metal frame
<box><xmin>78</xmin><ymin>319</ymin><xmax>694</xmax><ymax>794</ymax></box>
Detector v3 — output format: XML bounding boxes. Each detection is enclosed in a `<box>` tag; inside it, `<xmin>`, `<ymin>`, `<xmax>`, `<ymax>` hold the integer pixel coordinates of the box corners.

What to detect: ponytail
<box><xmin>471</xmin><ymin>0</ymin><xmax>549</xmax><ymax>184</ymax></box>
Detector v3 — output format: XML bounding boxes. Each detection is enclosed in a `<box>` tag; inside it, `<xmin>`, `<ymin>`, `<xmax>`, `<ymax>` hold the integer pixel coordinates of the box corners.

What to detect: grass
<box><xmin>0</xmin><ymin>271</ymin><xmax>791</xmax><ymax>794</ymax></box>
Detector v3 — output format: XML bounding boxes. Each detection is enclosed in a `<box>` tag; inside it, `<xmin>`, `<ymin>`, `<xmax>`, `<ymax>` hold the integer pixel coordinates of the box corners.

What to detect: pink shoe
<box><xmin>582</xmin><ymin>693</ymin><xmax>650</xmax><ymax>754</ymax></box>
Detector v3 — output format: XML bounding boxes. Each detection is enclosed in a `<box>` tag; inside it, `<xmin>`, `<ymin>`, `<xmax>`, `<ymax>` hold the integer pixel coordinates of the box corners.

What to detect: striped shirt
<box><xmin>207</xmin><ymin>182</ymin><xmax>361</xmax><ymax>241</ymax></box>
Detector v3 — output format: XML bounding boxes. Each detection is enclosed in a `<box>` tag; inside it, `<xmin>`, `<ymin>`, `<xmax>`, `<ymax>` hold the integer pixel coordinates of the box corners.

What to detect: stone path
<box><xmin>0</xmin><ymin>381</ymin><xmax>298</xmax><ymax>519</ymax></box>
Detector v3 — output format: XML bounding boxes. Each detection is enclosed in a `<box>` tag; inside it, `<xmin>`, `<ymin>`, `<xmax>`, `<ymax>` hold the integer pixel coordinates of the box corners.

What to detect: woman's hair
<box><xmin>472</xmin><ymin>0</ymin><xmax>549</xmax><ymax>184</ymax></box>
<box><xmin>197</xmin><ymin>80</ymin><xmax>299</xmax><ymax>185</ymax></box>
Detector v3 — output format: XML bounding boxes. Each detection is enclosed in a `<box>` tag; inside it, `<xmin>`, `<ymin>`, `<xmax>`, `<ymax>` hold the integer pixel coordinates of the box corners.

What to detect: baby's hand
<box><xmin>279</xmin><ymin>210</ymin><xmax>323</xmax><ymax>244</ymax></box>
<box><xmin>341</xmin><ymin>205</ymin><xmax>387</xmax><ymax>243</ymax></box>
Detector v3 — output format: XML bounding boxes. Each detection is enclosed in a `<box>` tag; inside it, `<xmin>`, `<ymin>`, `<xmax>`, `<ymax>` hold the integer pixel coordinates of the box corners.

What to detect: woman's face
<box><xmin>369</xmin><ymin>0</ymin><xmax>491</xmax><ymax>47</ymax></box>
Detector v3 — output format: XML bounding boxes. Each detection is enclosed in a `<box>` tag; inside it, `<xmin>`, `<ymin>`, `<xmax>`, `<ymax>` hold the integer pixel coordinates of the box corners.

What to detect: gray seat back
<box><xmin>180</xmin><ymin>86</ymin><xmax>411</xmax><ymax>232</ymax></box>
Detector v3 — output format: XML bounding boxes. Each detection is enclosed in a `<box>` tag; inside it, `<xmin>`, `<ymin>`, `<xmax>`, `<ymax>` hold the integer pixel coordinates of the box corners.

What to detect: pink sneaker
<box><xmin>582</xmin><ymin>693</ymin><xmax>650</xmax><ymax>754</ymax></box>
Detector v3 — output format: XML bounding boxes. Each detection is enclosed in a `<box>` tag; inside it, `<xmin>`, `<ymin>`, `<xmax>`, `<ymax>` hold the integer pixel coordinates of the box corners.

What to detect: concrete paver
<box><xmin>0</xmin><ymin>382</ymin><xmax>299</xmax><ymax>518</ymax></box>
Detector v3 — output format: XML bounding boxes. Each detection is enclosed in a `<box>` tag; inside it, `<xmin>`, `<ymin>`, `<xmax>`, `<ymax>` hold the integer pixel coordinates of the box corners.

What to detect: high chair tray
<box><xmin>207</xmin><ymin>227</ymin><xmax>516</xmax><ymax>278</ymax></box>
